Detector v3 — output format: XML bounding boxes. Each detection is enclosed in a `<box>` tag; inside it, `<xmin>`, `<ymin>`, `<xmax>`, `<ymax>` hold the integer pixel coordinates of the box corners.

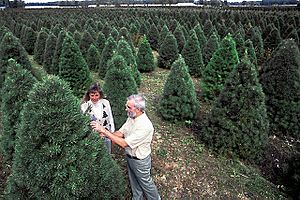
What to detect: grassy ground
<box><xmin>0</xmin><ymin>56</ymin><xmax>288</xmax><ymax>199</ymax></box>
<box><xmin>133</xmin><ymin>67</ymin><xmax>287</xmax><ymax>199</ymax></box>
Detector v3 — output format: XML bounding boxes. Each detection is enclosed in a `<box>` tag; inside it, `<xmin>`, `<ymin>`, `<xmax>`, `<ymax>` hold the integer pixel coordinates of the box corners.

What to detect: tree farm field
<box><xmin>0</xmin><ymin>55</ymin><xmax>286</xmax><ymax>199</ymax></box>
<box><xmin>1</xmin><ymin>6</ymin><xmax>299</xmax><ymax>199</ymax></box>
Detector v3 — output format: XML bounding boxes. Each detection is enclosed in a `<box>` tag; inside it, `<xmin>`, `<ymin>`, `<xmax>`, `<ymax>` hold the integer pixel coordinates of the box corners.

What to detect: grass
<box><xmin>134</xmin><ymin>67</ymin><xmax>287</xmax><ymax>199</ymax></box>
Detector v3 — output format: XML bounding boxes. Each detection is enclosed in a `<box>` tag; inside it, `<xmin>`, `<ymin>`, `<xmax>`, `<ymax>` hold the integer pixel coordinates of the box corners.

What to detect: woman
<box><xmin>81</xmin><ymin>83</ymin><xmax>115</xmax><ymax>154</ymax></box>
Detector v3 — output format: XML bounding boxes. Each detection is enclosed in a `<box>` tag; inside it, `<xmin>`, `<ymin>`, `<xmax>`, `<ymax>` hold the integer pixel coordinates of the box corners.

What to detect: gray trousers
<box><xmin>103</xmin><ymin>137</ymin><xmax>111</xmax><ymax>154</ymax></box>
<box><xmin>126</xmin><ymin>155</ymin><xmax>161</xmax><ymax>200</ymax></box>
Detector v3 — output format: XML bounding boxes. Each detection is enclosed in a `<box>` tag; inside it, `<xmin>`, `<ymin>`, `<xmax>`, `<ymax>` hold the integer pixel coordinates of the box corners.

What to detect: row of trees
<box><xmin>0</xmin><ymin>29</ymin><xmax>128</xmax><ymax>199</ymax></box>
<box><xmin>0</xmin><ymin>7</ymin><xmax>299</xmax><ymax>199</ymax></box>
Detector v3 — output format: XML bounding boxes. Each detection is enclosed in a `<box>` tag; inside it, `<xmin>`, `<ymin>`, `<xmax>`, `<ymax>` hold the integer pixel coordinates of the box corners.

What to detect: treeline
<box><xmin>0</xmin><ymin>7</ymin><xmax>299</xmax><ymax>199</ymax></box>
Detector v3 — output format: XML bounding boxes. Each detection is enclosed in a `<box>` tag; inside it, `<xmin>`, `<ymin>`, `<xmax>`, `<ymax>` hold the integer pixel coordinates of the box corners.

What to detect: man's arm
<box><xmin>113</xmin><ymin>130</ymin><xmax>124</xmax><ymax>138</ymax></box>
<box><xmin>91</xmin><ymin>121</ymin><xmax>128</xmax><ymax>148</ymax></box>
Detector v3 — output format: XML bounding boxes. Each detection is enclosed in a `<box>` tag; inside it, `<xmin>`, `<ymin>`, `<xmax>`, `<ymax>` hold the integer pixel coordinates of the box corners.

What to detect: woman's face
<box><xmin>89</xmin><ymin>91</ymin><xmax>101</xmax><ymax>104</ymax></box>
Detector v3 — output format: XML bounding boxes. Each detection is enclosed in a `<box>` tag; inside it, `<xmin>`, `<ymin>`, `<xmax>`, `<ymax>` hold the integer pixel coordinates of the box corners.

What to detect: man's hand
<box><xmin>90</xmin><ymin>121</ymin><xmax>107</xmax><ymax>135</ymax></box>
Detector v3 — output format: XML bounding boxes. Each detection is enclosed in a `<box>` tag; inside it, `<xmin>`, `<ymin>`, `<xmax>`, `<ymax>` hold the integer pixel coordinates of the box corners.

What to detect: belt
<box><xmin>126</xmin><ymin>154</ymin><xmax>140</xmax><ymax>160</ymax></box>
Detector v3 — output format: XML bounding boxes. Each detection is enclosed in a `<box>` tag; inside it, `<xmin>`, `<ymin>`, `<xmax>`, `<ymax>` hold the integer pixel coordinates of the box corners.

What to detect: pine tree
<box><xmin>173</xmin><ymin>25</ymin><xmax>186</xmax><ymax>54</ymax></box>
<box><xmin>87</xmin><ymin>25</ymin><xmax>97</xmax><ymax>41</ymax></box>
<box><xmin>159</xmin><ymin>55</ymin><xmax>199</xmax><ymax>121</ymax></box>
<box><xmin>86</xmin><ymin>44</ymin><xmax>100</xmax><ymax>71</ymax></box>
<box><xmin>234</xmin><ymin>31</ymin><xmax>246</xmax><ymax>60</ymax></box>
<box><xmin>22</xmin><ymin>26</ymin><xmax>36</xmax><ymax>55</ymax></box>
<box><xmin>103</xmin><ymin>54</ymin><xmax>137</xmax><ymax>129</ymax></box>
<box><xmin>59</xmin><ymin>34</ymin><xmax>92</xmax><ymax>97</ymax></box>
<box><xmin>0</xmin><ymin>32</ymin><xmax>31</xmax><ymax>89</ymax></box>
<box><xmin>95</xmin><ymin>31</ymin><xmax>106</xmax><ymax>54</ymax></box>
<box><xmin>129</xmin><ymin>23</ymin><xmax>139</xmax><ymax>47</ymax></box>
<box><xmin>34</xmin><ymin>28</ymin><xmax>48</xmax><ymax>65</ymax></box>
<box><xmin>158</xmin><ymin>25</ymin><xmax>169</xmax><ymax>46</ymax></box>
<box><xmin>19</xmin><ymin>24</ymin><xmax>27</xmax><ymax>45</ymax></box>
<box><xmin>13</xmin><ymin>23</ymin><xmax>22</xmax><ymax>39</ymax></box>
<box><xmin>119</xmin><ymin>27</ymin><xmax>129</xmax><ymax>40</ymax></box>
<box><xmin>136</xmin><ymin>36</ymin><xmax>155</xmax><ymax>73</ymax></box>
<box><xmin>79</xmin><ymin>30</ymin><xmax>95</xmax><ymax>60</ymax></box>
<box><xmin>287</xmin><ymin>27</ymin><xmax>299</xmax><ymax>46</ymax></box>
<box><xmin>194</xmin><ymin>23</ymin><xmax>207</xmax><ymax>48</ymax></box>
<box><xmin>0</xmin><ymin>25</ymin><xmax>10</xmax><ymax>41</ymax></box>
<box><xmin>139</xmin><ymin>21</ymin><xmax>148</xmax><ymax>39</ymax></box>
<box><xmin>4</xmin><ymin>75</ymin><xmax>125</xmax><ymax>199</ymax></box>
<box><xmin>245</xmin><ymin>39</ymin><xmax>257</xmax><ymax>67</ymax></box>
<box><xmin>51</xmin><ymin>30</ymin><xmax>67</xmax><ymax>75</ymax></box>
<box><xmin>249</xmin><ymin>26</ymin><xmax>264</xmax><ymax>64</ymax></box>
<box><xmin>199</xmin><ymin>58</ymin><xmax>268</xmax><ymax>161</ymax></box>
<box><xmin>0</xmin><ymin>59</ymin><xmax>37</xmax><ymax>165</ymax></box>
<box><xmin>201</xmin><ymin>34</ymin><xmax>240</xmax><ymax>102</ymax></box>
<box><xmin>181</xmin><ymin>30</ymin><xmax>204</xmax><ymax>77</ymax></box>
<box><xmin>43</xmin><ymin>33</ymin><xmax>57</xmax><ymax>74</ymax></box>
<box><xmin>203</xmin><ymin>31</ymin><xmax>219</xmax><ymax>66</ymax></box>
<box><xmin>67</xmin><ymin>23</ymin><xmax>76</xmax><ymax>34</ymax></box>
<box><xmin>158</xmin><ymin>32</ymin><xmax>179</xmax><ymax>69</ymax></box>
<box><xmin>50</xmin><ymin>23</ymin><xmax>62</xmax><ymax>37</ymax></box>
<box><xmin>264</xmin><ymin>26</ymin><xmax>282</xmax><ymax>51</ymax></box>
<box><xmin>148</xmin><ymin>23</ymin><xmax>159</xmax><ymax>51</ymax></box>
<box><xmin>73</xmin><ymin>30</ymin><xmax>82</xmax><ymax>46</ymax></box>
<box><xmin>98</xmin><ymin>35</ymin><xmax>117</xmax><ymax>78</ymax></box>
<box><xmin>110</xmin><ymin>27</ymin><xmax>119</xmax><ymax>41</ymax></box>
<box><xmin>102</xmin><ymin>22</ymin><xmax>112</xmax><ymax>38</ymax></box>
<box><xmin>260</xmin><ymin>39</ymin><xmax>300</xmax><ymax>139</ymax></box>
<box><xmin>116</xmin><ymin>37</ymin><xmax>141</xmax><ymax>87</ymax></box>
<box><xmin>168</xmin><ymin>19</ymin><xmax>178</xmax><ymax>33</ymax></box>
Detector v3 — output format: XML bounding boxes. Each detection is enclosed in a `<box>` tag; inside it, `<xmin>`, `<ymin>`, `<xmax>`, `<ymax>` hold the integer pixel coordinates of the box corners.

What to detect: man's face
<box><xmin>125</xmin><ymin>100</ymin><xmax>137</xmax><ymax>119</ymax></box>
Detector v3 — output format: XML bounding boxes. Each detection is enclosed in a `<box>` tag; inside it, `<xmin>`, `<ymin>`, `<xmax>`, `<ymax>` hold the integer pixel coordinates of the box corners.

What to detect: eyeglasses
<box><xmin>126</xmin><ymin>104</ymin><xmax>134</xmax><ymax>110</ymax></box>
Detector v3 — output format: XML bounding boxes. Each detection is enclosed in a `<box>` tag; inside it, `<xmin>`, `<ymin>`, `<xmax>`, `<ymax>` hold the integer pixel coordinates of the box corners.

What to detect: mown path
<box><xmin>123</xmin><ymin>67</ymin><xmax>286</xmax><ymax>199</ymax></box>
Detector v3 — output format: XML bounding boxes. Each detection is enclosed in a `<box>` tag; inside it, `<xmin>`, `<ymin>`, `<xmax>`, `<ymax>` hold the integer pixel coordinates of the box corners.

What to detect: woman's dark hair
<box><xmin>81</xmin><ymin>83</ymin><xmax>104</xmax><ymax>103</ymax></box>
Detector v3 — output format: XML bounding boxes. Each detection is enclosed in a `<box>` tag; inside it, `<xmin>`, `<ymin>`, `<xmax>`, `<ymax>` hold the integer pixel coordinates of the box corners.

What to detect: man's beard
<box><xmin>127</xmin><ymin>110</ymin><xmax>136</xmax><ymax>119</ymax></box>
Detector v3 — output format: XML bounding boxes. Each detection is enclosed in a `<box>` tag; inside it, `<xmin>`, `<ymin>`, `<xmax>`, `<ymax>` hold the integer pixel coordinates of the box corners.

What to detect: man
<box><xmin>91</xmin><ymin>94</ymin><xmax>161</xmax><ymax>200</ymax></box>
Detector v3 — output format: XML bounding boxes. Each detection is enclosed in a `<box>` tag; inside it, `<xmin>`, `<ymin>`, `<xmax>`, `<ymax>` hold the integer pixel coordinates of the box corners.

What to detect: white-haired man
<box><xmin>91</xmin><ymin>94</ymin><xmax>160</xmax><ymax>200</ymax></box>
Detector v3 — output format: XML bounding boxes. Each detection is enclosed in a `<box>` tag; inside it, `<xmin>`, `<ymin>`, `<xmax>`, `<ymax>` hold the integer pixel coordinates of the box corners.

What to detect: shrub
<box><xmin>4</xmin><ymin>75</ymin><xmax>125</xmax><ymax>199</ymax></box>
<box><xmin>98</xmin><ymin>35</ymin><xmax>117</xmax><ymax>78</ymax></box>
<box><xmin>59</xmin><ymin>34</ymin><xmax>92</xmax><ymax>97</ymax></box>
<box><xmin>203</xmin><ymin>31</ymin><xmax>219</xmax><ymax>66</ymax></box>
<box><xmin>260</xmin><ymin>39</ymin><xmax>300</xmax><ymax>139</ymax></box>
<box><xmin>201</xmin><ymin>34</ymin><xmax>239</xmax><ymax>102</ymax></box>
<box><xmin>22</xmin><ymin>26</ymin><xmax>36</xmax><ymax>55</ymax></box>
<box><xmin>136</xmin><ymin>36</ymin><xmax>155</xmax><ymax>73</ymax></box>
<box><xmin>159</xmin><ymin>55</ymin><xmax>199</xmax><ymax>121</ymax></box>
<box><xmin>0</xmin><ymin>32</ymin><xmax>31</xmax><ymax>89</ymax></box>
<box><xmin>43</xmin><ymin>33</ymin><xmax>57</xmax><ymax>74</ymax></box>
<box><xmin>0</xmin><ymin>59</ymin><xmax>37</xmax><ymax>165</ymax></box>
<box><xmin>86</xmin><ymin>44</ymin><xmax>100</xmax><ymax>71</ymax></box>
<box><xmin>158</xmin><ymin>32</ymin><xmax>179</xmax><ymax>69</ymax></box>
<box><xmin>51</xmin><ymin>30</ymin><xmax>67</xmax><ymax>75</ymax></box>
<box><xmin>116</xmin><ymin>37</ymin><xmax>141</xmax><ymax>86</ymax></box>
<box><xmin>34</xmin><ymin>28</ymin><xmax>48</xmax><ymax>65</ymax></box>
<box><xmin>181</xmin><ymin>29</ymin><xmax>204</xmax><ymax>77</ymax></box>
<box><xmin>103</xmin><ymin>54</ymin><xmax>137</xmax><ymax>129</ymax></box>
<box><xmin>199</xmin><ymin>58</ymin><xmax>268</xmax><ymax>161</ymax></box>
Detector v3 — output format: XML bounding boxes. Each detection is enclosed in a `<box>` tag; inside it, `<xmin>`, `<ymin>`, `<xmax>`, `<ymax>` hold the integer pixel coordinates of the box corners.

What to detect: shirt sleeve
<box><xmin>119</xmin><ymin>118</ymin><xmax>130</xmax><ymax>134</ymax></box>
<box><xmin>106</xmin><ymin>101</ymin><xmax>115</xmax><ymax>132</ymax></box>
<box><xmin>81</xmin><ymin>102</ymin><xmax>89</xmax><ymax>114</ymax></box>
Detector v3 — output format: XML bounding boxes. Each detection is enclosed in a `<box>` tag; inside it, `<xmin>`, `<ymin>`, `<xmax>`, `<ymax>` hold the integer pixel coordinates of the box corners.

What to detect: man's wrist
<box><xmin>104</xmin><ymin>129</ymin><xmax>110</xmax><ymax>136</ymax></box>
